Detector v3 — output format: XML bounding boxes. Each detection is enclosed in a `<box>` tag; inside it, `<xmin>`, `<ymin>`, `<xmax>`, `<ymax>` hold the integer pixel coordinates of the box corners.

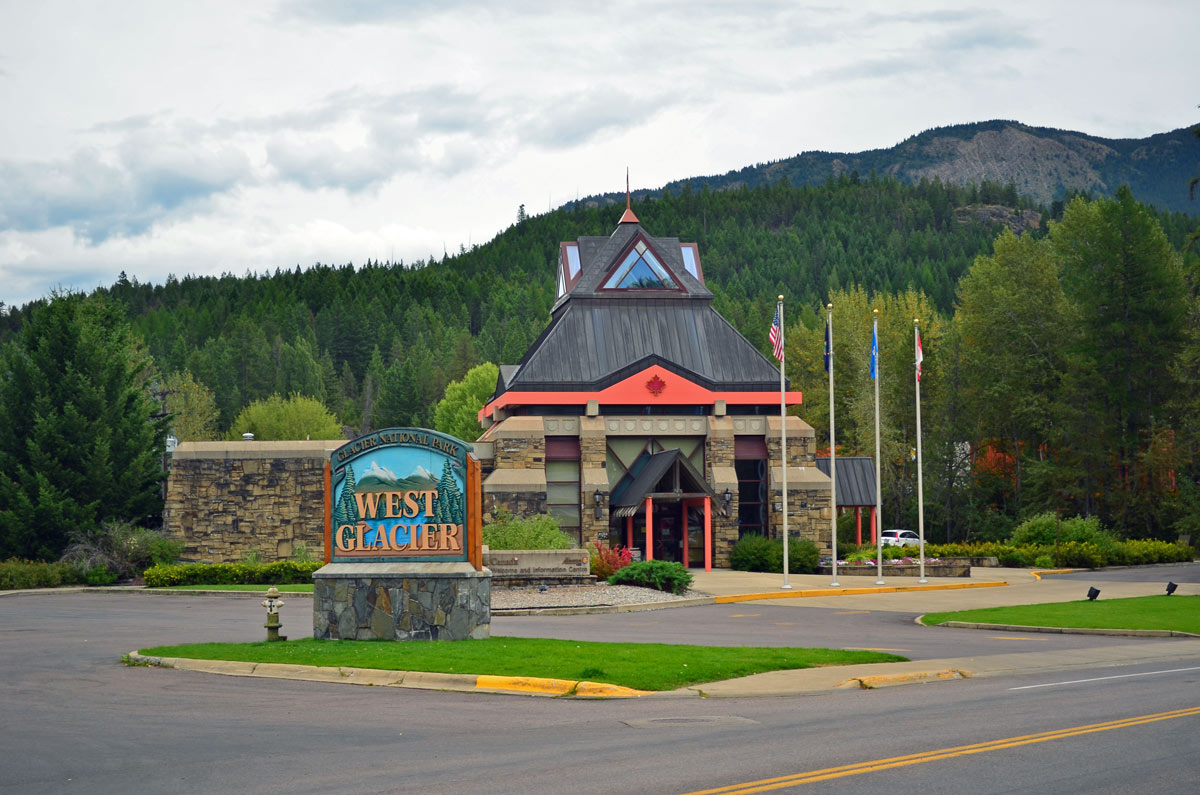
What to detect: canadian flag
<box><xmin>916</xmin><ymin>329</ymin><xmax>924</xmax><ymax>382</ymax></box>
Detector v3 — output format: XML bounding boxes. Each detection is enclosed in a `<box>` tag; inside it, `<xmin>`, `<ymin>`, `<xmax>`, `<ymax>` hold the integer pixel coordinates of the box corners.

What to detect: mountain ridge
<box><xmin>578</xmin><ymin>120</ymin><xmax>1200</xmax><ymax>215</ymax></box>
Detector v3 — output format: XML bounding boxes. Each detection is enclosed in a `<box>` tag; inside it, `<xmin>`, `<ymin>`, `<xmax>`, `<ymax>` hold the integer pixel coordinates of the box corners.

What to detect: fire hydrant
<box><xmin>262</xmin><ymin>586</ymin><xmax>286</xmax><ymax>642</ymax></box>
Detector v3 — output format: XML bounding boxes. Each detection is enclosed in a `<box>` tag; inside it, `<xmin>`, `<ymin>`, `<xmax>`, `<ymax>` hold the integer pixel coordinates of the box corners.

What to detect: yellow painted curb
<box><xmin>1031</xmin><ymin>569</ymin><xmax>1075</xmax><ymax>580</ymax></box>
<box><xmin>713</xmin><ymin>580</ymin><xmax>1008</xmax><ymax>604</ymax></box>
<box><xmin>473</xmin><ymin>675</ymin><xmax>649</xmax><ymax>698</ymax></box>
<box><xmin>574</xmin><ymin>681</ymin><xmax>652</xmax><ymax>698</ymax></box>
<box><xmin>474</xmin><ymin>674</ymin><xmax>577</xmax><ymax>695</ymax></box>
<box><xmin>837</xmin><ymin>669</ymin><xmax>967</xmax><ymax>689</ymax></box>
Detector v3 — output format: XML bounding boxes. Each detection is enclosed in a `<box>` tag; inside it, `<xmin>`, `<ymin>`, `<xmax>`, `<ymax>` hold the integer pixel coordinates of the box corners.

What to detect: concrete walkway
<box><xmin>688</xmin><ymin>566</ymin><xmax>1196</xmax><ymax>612</ymax></box>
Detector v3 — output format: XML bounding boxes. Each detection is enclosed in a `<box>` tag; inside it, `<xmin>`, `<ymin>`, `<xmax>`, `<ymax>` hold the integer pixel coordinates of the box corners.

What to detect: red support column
<box><xmin>626</xmin><ymin>515</ymin><xmax>633</xmax><ymax>550</ymax></box>
<box><xmin>856</xmin><ymin>507</ymin><xmax>862</xmax><ymax>546</ymax></box>
<box><xmin>870</xmin><ymin>506</ymin><xmax>877</xmax><ymax>544</ymax></box>
<box><xmin>681</xmin><ymin>500</ymin><xmax>689</xmax><ymax>569</ymax></box>
<box><xmin>704</xmin><ymin>496</ymin><xmax>712</xmax><ymax>572</ymax></box>
<box><xmin>645</xmin><ymin>497</ymin><xmax>654</xmax><ymax>561</ymax></box>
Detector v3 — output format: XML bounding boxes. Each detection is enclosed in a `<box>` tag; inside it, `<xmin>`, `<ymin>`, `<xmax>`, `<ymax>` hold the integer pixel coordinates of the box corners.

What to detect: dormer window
<box><xmin>601</xmin><ymin>238</ymin><xmax>682</xmax><ymax>291</ymax></box>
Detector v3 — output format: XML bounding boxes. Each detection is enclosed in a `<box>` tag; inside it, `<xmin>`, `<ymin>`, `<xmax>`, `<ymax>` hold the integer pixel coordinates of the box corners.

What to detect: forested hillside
<box><xmin>1</xmin><ymin>174</ymin><xmax>1086</xmax><ymax>432</ymax></box>
<box><xmin>2</xmin><ymin>174</ymin><xmax>1198</xmax><ymax>549</ymax></box>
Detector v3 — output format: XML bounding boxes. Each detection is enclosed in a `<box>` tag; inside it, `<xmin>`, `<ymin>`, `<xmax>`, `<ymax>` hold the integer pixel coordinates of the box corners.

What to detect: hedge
<box><xmin>925</xmin><ymin>539</ymin><xmax>1192</xmax><ymax>568</ymax></box>
<box><xmin>729</xmin><ymin>535</ymin><xmax>820</xmax><ymax>574</ymax></box>
<box><xmin>143</xmin><ymin>560</ymin><xmax>325</xmax><ymax>587</ymax></box>
<box><xmin>608</xmin><ymin>560</ymin><xmax>693</xmax><ymax>595</ymax></box>
<box><xmin>0</xmin><ymin>559</ymin><xmax>88</xmax><ymax>590</ymax></box>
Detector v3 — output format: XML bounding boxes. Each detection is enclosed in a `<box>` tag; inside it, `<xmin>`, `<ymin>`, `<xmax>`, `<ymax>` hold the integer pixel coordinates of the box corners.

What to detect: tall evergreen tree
<box><xmin>0</xmin><ymin>293</ymin><xmax>169</xmax><ymax>559</ymax></box>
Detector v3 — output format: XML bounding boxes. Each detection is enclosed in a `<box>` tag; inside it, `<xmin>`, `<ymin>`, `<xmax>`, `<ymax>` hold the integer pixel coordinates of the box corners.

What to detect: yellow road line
<box><xmin>713</xmin><ymin>581</ymin><xmax>1007</xmax><ymax>604</ymax></box>
<box><xmin>990</xmin><ymin>636</ymin><xmax>1049</xmax><ymax>641</ymax></box>
<box><xmin>682</xmin><ymin>706</ymin><xmax>1200</xmax><ymax>795</ymax></box>
<box><xmin>728</xmin><ymin>613</ymin><xmax>762</xmax><ymax>618</ymax></box>
<box><xmin>835</xmin><ymin>610</ymin><xmax>871</xmax><ymax>615</ymax></box>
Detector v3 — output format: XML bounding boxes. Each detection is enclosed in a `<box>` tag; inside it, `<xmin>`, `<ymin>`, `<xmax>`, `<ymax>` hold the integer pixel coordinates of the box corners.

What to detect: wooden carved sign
<box><xmin>326</xmin><ymin>428</ymin><xmax>480</xmax><ymax>566</ymax></box>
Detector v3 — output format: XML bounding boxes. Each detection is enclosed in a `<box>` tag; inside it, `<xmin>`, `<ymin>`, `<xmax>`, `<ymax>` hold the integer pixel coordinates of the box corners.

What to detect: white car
<box><xmin>880</xmin><ymin>529</ymin><xmax>920</xmax><ymax>547</ymax></box>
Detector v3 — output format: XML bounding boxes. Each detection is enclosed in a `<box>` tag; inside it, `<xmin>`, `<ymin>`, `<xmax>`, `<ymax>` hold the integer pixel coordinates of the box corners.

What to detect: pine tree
<box><xmin>0</xmin><ymin>293</ymin><xmax>170</xmax><ymax>559</ymax></box>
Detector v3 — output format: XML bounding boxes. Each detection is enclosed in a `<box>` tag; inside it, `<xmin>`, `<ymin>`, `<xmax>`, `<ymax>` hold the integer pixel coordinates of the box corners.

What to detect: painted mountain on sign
<box><xmin>357</xmin><ymin>461</ymin><xmax>439</xmax><ymax>492</ymax></box>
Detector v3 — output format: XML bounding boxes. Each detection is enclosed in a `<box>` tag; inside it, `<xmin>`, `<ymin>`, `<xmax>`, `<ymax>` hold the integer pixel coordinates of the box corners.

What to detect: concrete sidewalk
<box><xmin>687</xmin><ymin>566</ymin><xmax>1196</xmax><ymax>613</ymax></box>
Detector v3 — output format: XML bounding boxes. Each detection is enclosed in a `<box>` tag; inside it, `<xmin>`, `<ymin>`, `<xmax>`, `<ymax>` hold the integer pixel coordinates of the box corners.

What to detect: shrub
<box><xmin>608</xmin><ymin>560</ymin><xmax>693</xmax><ymax>595</ymax></box>
<box><xmin>86</xmin><ymin>566</ymin><xmax>118</xmax><ymax>586</ymax></box>
<box><xmin>882</xmin><ymin>544</ymin><xmax>907</xmax><ymax>560</ymax></box>
<box><xmin>1033</xmin><ymin>555</ymin><xmax>1054</xmax><ymax>568</ymax></box>
<box><xmin>789</xmin><ymin>538</ymin><xmax>820</xmax><ymax>573</ymax></box>
<box><xmin>0</xmin><ymin>559</ymin><xmax>87</xmax><ymax>590</ymax></box>
<box><xmin>1012</xmin><ymin>513</ymin><xmax>1111</xmax><ymax>547</ymax></box>
<box><xmin>143</xmin><ymin>560</ymin><xmax>324</xmax><ymax>588</ymax></box>
<box><xmin>589</xmin><ymin>541</ymin><xmax>633</xmax><ymax>579</ymax></box>
<box><xmin>483</xmin><ymin>510</ymin><xmax>574</xmax><ymax>550</ymax></box>
<box><xmin>729</xmin><ymin>534</ymin><xmax>782</xmax><ymax>572</ymax></box>
<box><xmin>998</xmin><ymin>548</ymin><xmax>1028</xmax><ymax>567</ymax></box>
<box><xmin>60</xmin><ymin>522</ymin><xmax>183</xmax><ymax>580</ymax></box>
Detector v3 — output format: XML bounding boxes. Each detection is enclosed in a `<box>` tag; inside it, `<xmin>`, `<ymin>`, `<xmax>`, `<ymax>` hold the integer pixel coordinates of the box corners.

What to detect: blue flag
<box><xmin>870</xmin><ymin>323</ymin><xmax>878</xmax><ymax>379</ymax></box>
<box><xmin>824</xmin><ymin>321</ymin><xmax>831</xmax><ymax>373</ymax></box>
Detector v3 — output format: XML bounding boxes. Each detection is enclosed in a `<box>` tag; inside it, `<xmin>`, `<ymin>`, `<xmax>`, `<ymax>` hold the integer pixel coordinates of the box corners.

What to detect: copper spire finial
<box><xmin>619</xmin><ymin>167</ymin><xmax>639</xmax><ymax>224</ymax></box>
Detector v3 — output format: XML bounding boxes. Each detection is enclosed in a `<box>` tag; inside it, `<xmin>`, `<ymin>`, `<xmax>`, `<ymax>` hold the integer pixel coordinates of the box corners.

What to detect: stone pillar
<box><xmin>481</xmin><ymin>416</ymin><xmax>547</xmax><ymax>523</ymax></box>
<box><xmin>579</xmin><ymin>415</ymin><xmax>608</xmax><ymax>548</ymax></box>
<box><xmin>705</xmin><ymin>416</ymin><xmax>738</xmax><ymax>566</ymax></box>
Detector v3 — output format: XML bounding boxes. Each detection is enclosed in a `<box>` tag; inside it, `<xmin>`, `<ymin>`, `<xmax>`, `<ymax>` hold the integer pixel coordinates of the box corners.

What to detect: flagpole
<box><xmin>874</xmin><ymin>309</ymin><xmax>884</xmax><ymax>585</ymax></box>
<box><xmin>779</xmin><ymin>296</ymin><xmax>791</xmax><ymax>590</ymax></box>
<box><xmin>915</xmin><ymin>318</ymin><xmax>926</xmax><ymax>583</ymax></box>
<box><xmin>828</xmin><ymin>303</ymin><xmax>839</xmax><ymax>587</ymax></box>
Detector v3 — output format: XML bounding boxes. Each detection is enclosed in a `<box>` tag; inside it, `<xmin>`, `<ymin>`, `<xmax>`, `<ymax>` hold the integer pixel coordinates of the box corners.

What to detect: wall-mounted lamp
<box><xmin>1166</xmin><ymin>581</ymin><xmax>1178</xmax><ymax>595</ymax></box>
<box><xmin>1086</xmin><ymin>586</ymin><xmax>1101</xmax><ymax>601</ymax></box>
<box><xmin>723</xmin><ymin>488</ymin><xmax>734</xmax><ymax>517</ymax></box>
<box><xmin>593</xmin><ymin>491</ymin><xmax>607</xmax><ymax>520</ymax></box>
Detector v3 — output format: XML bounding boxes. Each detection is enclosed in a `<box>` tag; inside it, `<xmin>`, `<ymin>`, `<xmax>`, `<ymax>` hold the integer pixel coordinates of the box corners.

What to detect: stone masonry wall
<box><xmin>163</xmin><ymin>441</ymin><xmax>338</xmax><ymax>564</ymax></box>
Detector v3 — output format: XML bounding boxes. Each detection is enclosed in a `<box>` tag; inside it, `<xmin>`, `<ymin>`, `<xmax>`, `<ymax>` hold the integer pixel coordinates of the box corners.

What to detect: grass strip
<box><xmin>154</xmin><ymin>584</ymin><xmax>315</xmax><ymax>593</ymax></box>
<box><xmin>923</xmin><ymin>594</ymin><xmax>1199</xmax><ymax>634</ymax></box>
<box><xmin>139</xmin><ymin>637</ymin><xmax>907</xmax><ymax>691</ymax></box>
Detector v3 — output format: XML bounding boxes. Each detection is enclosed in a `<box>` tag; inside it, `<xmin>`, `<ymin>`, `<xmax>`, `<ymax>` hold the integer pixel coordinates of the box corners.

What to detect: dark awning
<box><xmin>815</xmin><ymin>456</ymin><xmax>877</xmax><ymax>508</ymax></box>
<box><xmin>611</xmin><ymin>449</ymin><xmax>720</xmax><ymax>518</ymax></box>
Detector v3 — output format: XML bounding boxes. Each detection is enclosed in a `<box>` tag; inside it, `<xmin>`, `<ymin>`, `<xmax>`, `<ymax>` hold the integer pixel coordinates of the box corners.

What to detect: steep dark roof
<box><xmin>815</xmin><ymin>457</ymin><xmax>876</xmax><ymax>507</ymax></box>
<box><xmin>497</xmin><ymin>222</ymin><xmax>781</xmax><ymax>395</ymax></box>
<box><xmin>612</xmin><ymin>449</ymin><xmax>719</xmax><ymax>516</ymax></box>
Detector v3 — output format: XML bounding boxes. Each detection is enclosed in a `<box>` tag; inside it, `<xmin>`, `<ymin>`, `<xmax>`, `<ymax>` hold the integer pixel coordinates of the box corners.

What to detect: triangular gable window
<box><xmin>601</xmin><ymin>239</ymin><xmax>680</xmax><ymax>291</ymax></box>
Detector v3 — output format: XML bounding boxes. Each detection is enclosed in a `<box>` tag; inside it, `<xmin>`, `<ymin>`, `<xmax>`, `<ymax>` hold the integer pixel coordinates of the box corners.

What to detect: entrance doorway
<box><xmin>611</xmin><ymin>498</ymin><xmax>710</xmax><ymax>569</ymax></box>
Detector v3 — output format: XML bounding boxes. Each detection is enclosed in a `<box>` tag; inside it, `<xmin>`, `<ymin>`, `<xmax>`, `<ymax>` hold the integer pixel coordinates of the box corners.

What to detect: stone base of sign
<box><xmin>312</xmin><ymin>562</ymin><xmax>491</xmax><ymax>641</ymax></box>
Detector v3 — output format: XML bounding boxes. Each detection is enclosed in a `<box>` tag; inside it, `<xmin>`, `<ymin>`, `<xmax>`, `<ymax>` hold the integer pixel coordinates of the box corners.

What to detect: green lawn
<box><xmin>138</xmin><ymin>637</ymin><xmax>906</xmax><ymax>691</ymax></box>
<box><xmin>156</xmin><ymin>584</ymin><xmax>314</xmax><ymax>593</ymax></box>
<box><xmin>923</xmin><ymin>594</ymin><xmax>1200</xmax><ymax>634</ymax></box>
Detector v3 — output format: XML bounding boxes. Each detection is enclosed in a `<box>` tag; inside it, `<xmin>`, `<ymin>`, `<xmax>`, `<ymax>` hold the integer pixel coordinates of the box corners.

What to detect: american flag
<box><xmin>769</xmin><ymin>306</ymin><xmax>783</xmax><ymax>361</ymax></box>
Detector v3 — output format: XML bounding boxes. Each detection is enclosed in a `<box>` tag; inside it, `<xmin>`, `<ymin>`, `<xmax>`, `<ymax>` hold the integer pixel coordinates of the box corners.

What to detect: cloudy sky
<box><xmin>1</xmin><ymin>0</ymin><xmax>1197</xmax><ymax>307</ymax></box>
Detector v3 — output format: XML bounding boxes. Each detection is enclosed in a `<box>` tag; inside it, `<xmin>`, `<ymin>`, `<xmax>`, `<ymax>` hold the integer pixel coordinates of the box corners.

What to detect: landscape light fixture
<box><xmin>1087</xmin><ymin>586</ymin><xmax>1101</xmax><ymax>601</ymax></box>
<box><xmin>1166</xmin><ymin>581</ymin><xmax>1178</xmax><ymax>595</ymax></box>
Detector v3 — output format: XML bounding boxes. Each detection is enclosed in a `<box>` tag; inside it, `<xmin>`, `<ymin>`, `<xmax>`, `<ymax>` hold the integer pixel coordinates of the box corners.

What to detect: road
<box><xmin>1</xmin><ymin>590</ymin><xmax>1197</xmax><ymax>794</ymax></box>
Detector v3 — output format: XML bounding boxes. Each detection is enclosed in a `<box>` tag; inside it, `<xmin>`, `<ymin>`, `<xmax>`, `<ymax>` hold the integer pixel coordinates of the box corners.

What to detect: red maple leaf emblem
<box><xmin>646</xmin><ymin>374</ymin><xmax>667</xmax><ymax>396</ymax></box>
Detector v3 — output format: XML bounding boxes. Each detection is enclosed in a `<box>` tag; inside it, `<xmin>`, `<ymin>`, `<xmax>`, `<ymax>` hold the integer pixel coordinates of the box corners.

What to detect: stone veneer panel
<box><xmin>313</xmin><ymin>563</ymin><xmax>491</xmax><ymax>641</ymax></box>
<box><xmin>163</xmin><ymin>440</ymin><xmax>338</xmax><ymax>564</ymax></box>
